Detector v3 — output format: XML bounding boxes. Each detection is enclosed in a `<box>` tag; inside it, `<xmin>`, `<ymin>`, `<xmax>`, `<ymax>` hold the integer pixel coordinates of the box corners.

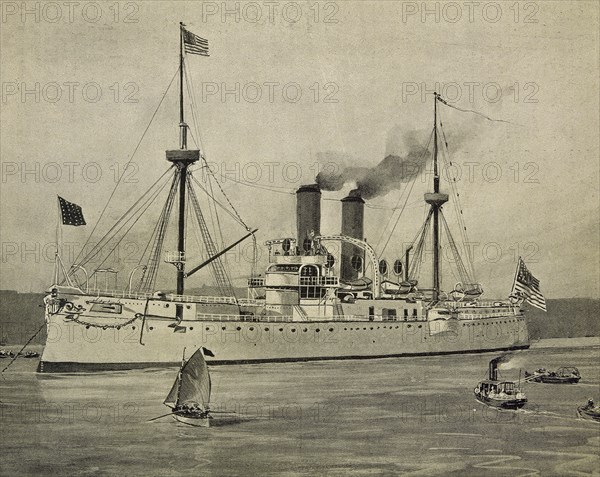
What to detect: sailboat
<box><xmin>38</xmin><ymin>24</ymin><xmax>538</xmax><ymax>373</ymax></box>
<box><xmin>164</xmin><ymin>347</ymin><xmax>212</xmax><ymax>427</ymax></box>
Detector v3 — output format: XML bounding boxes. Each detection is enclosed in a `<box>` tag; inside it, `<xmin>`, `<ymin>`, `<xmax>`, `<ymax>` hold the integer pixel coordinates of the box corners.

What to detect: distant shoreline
<box><xmin>530</xmin><ymin>336</ymin><xmax>600</xmax><ymax>349</ymax></box>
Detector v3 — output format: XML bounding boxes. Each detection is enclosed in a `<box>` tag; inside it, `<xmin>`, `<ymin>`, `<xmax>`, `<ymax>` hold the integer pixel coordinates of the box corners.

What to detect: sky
<box><xmin>0</xmin><ymin>0</ymin><xmax>598</xmax><ymax>299</ymax></box>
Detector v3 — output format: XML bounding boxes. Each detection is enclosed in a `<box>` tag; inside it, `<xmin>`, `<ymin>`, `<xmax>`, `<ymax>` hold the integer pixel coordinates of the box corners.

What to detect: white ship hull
<box><xmin>38</xmin><ymin>292</ymin><xmax>529</xmax><ymax>372</ymax></box>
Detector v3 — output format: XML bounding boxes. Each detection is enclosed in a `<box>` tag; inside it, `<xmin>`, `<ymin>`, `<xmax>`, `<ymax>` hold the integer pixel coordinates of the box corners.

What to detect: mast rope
<box><xmin>138</xmin><ymin>170</ymin><xmax>180</xmax><ymax>292</ymax></box>
<box><xmin>184</xmin><ymin>56</ymin><xmax>257</xmax><ymax>276</ymax></box>
<box><xmin>1</xmin><ymin>322</ymin><xmax>46</xmax><ymax>375</ymax></box>
<box><xmin>75</xmin><ymin>167</ymin><xmax>174</xmax><ymax>273</ymax></box>
<box><xmin>407</xmin><ymin>209</ymin><xmax>433</xmax><ymax>282</ymax></box>
<box><xmin>377</xmin><ymin>128</ymin><xmax>434</xmax><ymax>256</ymax></box>
<box><xmin>187</xmin><ymin>179</ymin><xmax>237</xmax><ymax>298</ymax></box>
<box><xmin>72</xmin><ymin>68</ymin><xmax>180</xmax><ymax>268</ymax></box>
<box><xmin>438</xmin><ymin>114</ymin><xmax>477</xmax><ymax>281</ymax></box>
<box><xmin>89</xmin><ymin>172</ymin><xmax>174</xmax><ymax>287</ymax></box>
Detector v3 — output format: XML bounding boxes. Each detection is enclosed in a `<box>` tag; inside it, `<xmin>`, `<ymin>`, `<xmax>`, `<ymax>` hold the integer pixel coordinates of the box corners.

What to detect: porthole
<box><xmin>370</xmin><ymin>327</ymin><xmax>373</xmax><ymax>330</ymax></box>
<box><xmin>165</xmin><ymin>304</ymin><xmax>169</xmax><ymax>308</ymax></box>
<box><xmin>316</xmin><ymin>329</ymin><xmax>320</xmax><ymax>333</ymax></box>
<box><xmin>236</xmin><ymin>326</ymin><xmax>241</xmax><ymax>331</ymax></box>
<box><xmin>291</xmin><ymin>329</ymin><xmax>296</xmax><ymax>332</ymax></box>
<box><xmin>265</xmin><ymin>327</ymin><xmax>269</xmax><ymax>331</ymax></box>
<box><xmin>303</xmin><ymin>328</ymin><xmax>307</xmax><ymax>332</ymax></box>
<box><xmin>408</xmin><ymin>325</ymin><xmax>412</xmax><ymax>328</ymax></box>
<box><xmin>86</xmin><ymin>325</ymin><xmax>90</xmax><ymax>329</ymax></box>
<box><xmin>132</xmin><ymin>326</ymin><xmax>136</xmax><ymax>330</ymax></box>
<box><xmin>186</xmin><ymin>305</ymin><xmax>191</xmax><ymax>309</ymax></box>
<box><xmin>279</xmin><ymin>328</ymin><xmax>283</xmax><ymax>332</ymax></box>
<box><xmin>418</xmin><ymin>325</ymin><xmax>422</xmax><ymax>329</ymax></box>
<box><xmin>329</xmin><ymin>328</ymin><xmax>334</xmax><ymax>332</ymax></box>
<box><xmin>222</xmin><ymin>326</ymin><xmax>226</xmax><ymax>331</ymax></box>
<box><xmin>149</xmin><ymin>326</ymin><xmax>154</xmax><ymax>331</ymax></box>
<box><xmin>249</xmin><ymin>327</ymin><xmax>254</xmax><ymax>331</ymax></box>
<box><xmin>344</xmin><ymin>328</ymin><xmax>347</xmax><ymax>331</ymax></box>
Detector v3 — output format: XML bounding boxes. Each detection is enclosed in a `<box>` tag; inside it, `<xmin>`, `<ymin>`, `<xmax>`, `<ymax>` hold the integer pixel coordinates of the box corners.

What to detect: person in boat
<box><xmin>584</xmin><ymin>398</ymin><xmax>594</xmax><ymax>410</ymax></box>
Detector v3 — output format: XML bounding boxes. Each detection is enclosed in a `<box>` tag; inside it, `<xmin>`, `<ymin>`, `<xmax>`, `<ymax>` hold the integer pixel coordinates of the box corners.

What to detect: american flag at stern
<box><xmin>511</xmin><ymin>257</ymin><xmax>546</xmax><ymax>311</ymax></box>
<box><xmin>182</xmin><ymin>27</ymin><xmax>209</xmax><ymax>56</ymax></box>
<box><xmin>58</xmin><ymin>196</ymin><xmax>86</xmax><ymax>226</ymax></box>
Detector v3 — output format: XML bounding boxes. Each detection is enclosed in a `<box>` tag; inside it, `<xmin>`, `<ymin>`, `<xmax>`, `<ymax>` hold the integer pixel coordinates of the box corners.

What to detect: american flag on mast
<box><xmin>511</xmin><ymin>257</ymin><xmax>546</xmax><ymax>311</ymax></box>
<box><xmin>58</xmin><ymin>196</ymin><xmax>86</xmax><ymax>226</ymax></box>
<box><xmin>182</xmin><ymin>27</ymin><xmax>209</xmax><ymax>57</ymax></box>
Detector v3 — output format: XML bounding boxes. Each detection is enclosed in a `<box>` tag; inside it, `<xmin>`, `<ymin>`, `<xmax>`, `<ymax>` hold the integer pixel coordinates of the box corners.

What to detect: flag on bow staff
<box><xmin>58</xmin><ymin>196</ymin><xmax>86</xmax><ymax>226</ymax></box>
<box><xmin>182</xmin><ymin>26</ymin><xmax>209</xmax><ymax>56</ymax></box>
<box><xmin>511</xmin><ymin>257</ymin><xmax>546</xmax><ymax>311</ymax></box>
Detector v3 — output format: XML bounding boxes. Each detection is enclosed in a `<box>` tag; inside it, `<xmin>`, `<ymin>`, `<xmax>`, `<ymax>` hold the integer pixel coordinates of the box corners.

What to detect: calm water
<box><xmin>1</xmin><ymin>339</ymin><xmax>599</xmax><ymax>477</ymax></box>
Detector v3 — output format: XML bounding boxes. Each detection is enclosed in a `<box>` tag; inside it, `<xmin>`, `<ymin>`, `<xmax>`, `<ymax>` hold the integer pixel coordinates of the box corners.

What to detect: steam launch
<box><xmin>38</xmin><ymin>26</ymin><xmax>537</xmax><ymax>372</ymax></box>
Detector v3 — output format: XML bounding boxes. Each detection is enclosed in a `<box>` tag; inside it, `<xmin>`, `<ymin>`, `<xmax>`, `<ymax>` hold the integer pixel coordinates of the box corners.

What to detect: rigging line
<box><xmin>187</xmin><ymin>181</ymin><xmax>236</xmax><ymax>297</ymax></box>
<box><xmin>89</xmin><ymin>173</ymin><xmax>174</xmax><ymax>284</ymax></box>
<box><xmin>438</xmin><ymin>117</ymin><xmax>476</xmax><ymax>281</ymax></box>
<box><xmin>186</xmin><ymin>70</ymin><xmax>231</xmax><ymax>265</ymax></box>
<box><xmin>76</xmin><ymin>167</ymin><xmax>175</xmax><ymax>268</ymax></box>
<box><xmin>436</xmin><ymin>95</ymin><xmax>522</xmax><ymax>127</ymax></box>
<box><xmin>134</xmin><ymin>173</ymin><xmax>178</xmax><ymax>292</ymax></box>
<box><xmin>72</xmin><ymin>67</ymin><xmax>180</xmax><ymax>267</ymax></box>
<box><xmin>378</xmin><ymin>129</ymin><xmax>434</xmax><ymax>256</ymax></box>
<box><xmin>200</xmin><ymin>162</ymin><xmax>256</xmax><ymax>232</ymax></box>
<box><xmin>139</xmin><ymin>174</ymin><xmax>179</xmax><ymax>292</ymax></box>
<box><xmin>189</xmin><ymin>175</ymin><xmax>246</xmax><ymax>227</ymax></box>
<box><xmin>376</xmin><ymin>128</ymin><xmax>434</xmax><ymax>253</ymax></box>
<box><xmin>183</xmin><ymin>69</ymin><xmax>226</xmax><ymax>252</ymax></box>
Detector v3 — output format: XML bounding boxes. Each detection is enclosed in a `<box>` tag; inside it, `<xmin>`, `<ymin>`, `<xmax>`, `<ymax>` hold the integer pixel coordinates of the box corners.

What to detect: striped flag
<box><xmin>511</xmin><ymin>257</ymin><xmax>546</xmax><ymax>311</ymax></box>
<box><xmin>182</xmin><ymin>28</ymin><xmax>209</xmax><ymax>57</ymax></box>
<box><xmin>58</xmin><ymin>196</ymin><xmax>86</xmax><ymax>226</ymax></box>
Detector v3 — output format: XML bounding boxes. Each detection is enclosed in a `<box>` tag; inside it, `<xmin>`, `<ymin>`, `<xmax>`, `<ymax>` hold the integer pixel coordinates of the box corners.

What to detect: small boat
<box><xmin>474</xmin><ymin>356</ymin><xmax>527</xmax><ymax>409</ymax></box>
<box><xmin>0</xmin><ymin>350</ymin><xmax>15</xmax><ymax>359</ymax></box>
<box><xmin>577</xmin><ymin>399</ymin><xmax>600</xmax><ymax>422</ymax></box>
<box><xmin>164</xmin><ymin>347</ymin><xmax>213</xmax><ymax>427</ymax></box>
<box><xmin>525</xmin><ymin>366</ymin><xmax>581</xmax><ymax>384</ymax></box>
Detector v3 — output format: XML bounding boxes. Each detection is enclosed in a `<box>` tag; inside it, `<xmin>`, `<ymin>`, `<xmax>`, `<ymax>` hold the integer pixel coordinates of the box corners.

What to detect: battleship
<box><xmin>38</xmin><ymin>25</ymin><xmax>532</xmax><ymax>372</ymax></box>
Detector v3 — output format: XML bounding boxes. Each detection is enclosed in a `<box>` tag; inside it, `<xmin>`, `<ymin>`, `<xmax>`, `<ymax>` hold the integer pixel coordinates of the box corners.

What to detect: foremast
<box><xmin>167</xmin><ymin>23</ymin><xmax>200</xmax><ymax>318</ymax></box>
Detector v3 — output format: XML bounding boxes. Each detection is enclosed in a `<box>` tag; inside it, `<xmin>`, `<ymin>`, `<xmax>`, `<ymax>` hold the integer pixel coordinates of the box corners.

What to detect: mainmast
<box><xmin>424</xmin><ymin>93</ymin><xmax>448</xmax><ymax>302</ymax></box>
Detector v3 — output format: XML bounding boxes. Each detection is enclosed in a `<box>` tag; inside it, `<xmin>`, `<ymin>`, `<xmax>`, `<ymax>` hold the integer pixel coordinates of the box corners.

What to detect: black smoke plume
<box><xmin>315</xmin><ymin>130</ymin><xmax>431</xmax><ymax>200</ymax></box>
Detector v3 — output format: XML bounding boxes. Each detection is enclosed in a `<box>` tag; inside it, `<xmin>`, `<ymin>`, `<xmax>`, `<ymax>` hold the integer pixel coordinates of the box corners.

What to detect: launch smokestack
<box><xmin>341</xmin><ymin>190</ymin><xmax>365</xmax><ymax>282</ymax></box>
<box><xmin>296</xmin><ymin>184</ymin><xmax>321</xmax><ymax>251</ymax></box>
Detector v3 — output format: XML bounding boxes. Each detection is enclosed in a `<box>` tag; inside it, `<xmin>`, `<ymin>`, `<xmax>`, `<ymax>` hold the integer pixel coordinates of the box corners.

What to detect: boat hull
<box><xmin>577</xmin><ymin>407</ymin><xmax>600</xmax><ymax>422</ymax></box>
<box><xmin>172</xmin><ymin>413</ymin><xmax>211</xmax><ymax>427</ymax></box>
<box><xmin>38</xmin><ymin>300</ymin><xmax>529</xmax><ymax>372</ymax></box>
<box><xmin>474</xmin><ymin>393</ymin><xmax>528</xmax><ymax>410</ymax></box>
<box><xmin>532</xmin><ymin>376</ymin><xmax>580</xmax><ymax>384</ymax></box>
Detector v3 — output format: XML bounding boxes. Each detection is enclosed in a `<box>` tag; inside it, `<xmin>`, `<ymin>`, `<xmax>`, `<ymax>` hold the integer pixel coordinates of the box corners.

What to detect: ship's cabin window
<box><xmin>412</xmin><ymin>309</ymin><xmax>418</xmax><ymax>317</ymax></box>
<box><xmin>382</xmin><ymin>308</ymin><xmax>397</xmax><ymax>320</ymax></box>
<box><xmin>300</xmin><ymin>265</ymin><xmax>319</xmax><ymax>277</ymax></box>
<box><xmin>299</xmin><ymin>265</ymin><xmax>323</xmax><ymax>298</ymax></box>
<box><xmin>403</xmin><ymin>309</ymin><xmax>409</xmax><ymax>319</ymax></box>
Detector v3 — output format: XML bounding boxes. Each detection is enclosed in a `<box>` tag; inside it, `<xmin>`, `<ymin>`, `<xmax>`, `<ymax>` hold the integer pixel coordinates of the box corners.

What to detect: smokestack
<box><xmin>489</xmin><ymin>357</ymin><xmax>501</xmax><ymax>381</ymax></box>
<box><xmin>341</xmin><ymin>190</ymin><xmax>365</xmax><ymax>282</ymax></box>
<box><xmin>296</xmin><ymin>184</ymin><xmax>321</xmax><ymax>251</ymax></box>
